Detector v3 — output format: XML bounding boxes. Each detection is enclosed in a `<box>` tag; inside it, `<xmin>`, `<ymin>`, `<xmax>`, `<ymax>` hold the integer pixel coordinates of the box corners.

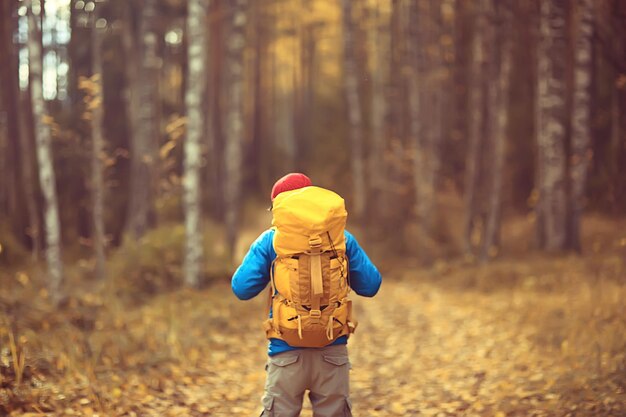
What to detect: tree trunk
<box><xmin>567</xmin><ymin>0</ymin><xmax>593</xmax><ymax>252</ymax></box>
<box><xmin>610</xmin><ymin>0</ymin><xmax>626</xmax><ymax>214</ymax></box>
<box><xmin>68</xmin><ymin>0</ymin><xmax>92</xmax><ymax>111</ymax></box>
<box><xmin>28</xmin><ymin>3</ymin><xmax>64</xmax><ymax>302</ymax></box>
<box><xmin>0</xmin><ymin>110</ymin><xmax>8</xmax><ymax>227</ymax></box>
<box><xmin>420</xmin><ymin>0</ymin><xmax>444</xmax><ymax>245</ymax></box>
<box><xmin>408</xmin><ymin>0</ymin><xmax>425</xmax><ymax>250</ymax></box>
<box><xmin>91</xmin><ymin>8</ymin><xmax>106</xmax><ymax>280</ymax></box>
<box><xmin>367</xmin><ymin>0</ymin><xmax>388</xmax><ymax>223</ymax></box>
<box><xmin>250</xmin><ymin>0</ymin><xmax>269</xmax><ymax>192</ymax></box>
<box><xmin>224</xmin><ymin>0</ymin><xmax>248</xmax><ymax>257</ymax></box>
<box><xmin>124</xmin><ymin>0</ymin><xmax>159</xmax><ymax>240</ymax></box>
<box><xmin>0</xmin><ymin>0</ymin><xmax>24</xmax><ymax>242</ymax></box>
<box><xmin>275</xmin><ymin>51</ymin><xmax>296</xmax><ymax>172</ymax></box>
<box><xmin>206</xmin><ymin>0</ymin><xmax>225</xmax><ymax>221</ymax></box>
<box><xmin>18</xmin><ymin>90</ymin><xmax>42</xmax><ymax>260</ymax></box>
<box><xmin>610</xmin><ymin>70</ymin><xmax>624</xmax><ymax>214</ymax></box>
<box><xmin>340</xmin><ymin>0</ymin><xmax>366</xmax><ymax>220</ymax></box>
<box><xmin>481</xmin><ymin>0</ymin><xmax>512</xmax><ymax>261</ymax></box>
<box><xmin>536</xmin><ymin>0</ymin><xmax>568</xmax><ymax>251</ymax></box>
<box><xmin>297</xmin><ymin>11</ymin><xmax>316</xmax><ymax>174</ymax></box>
<box><xmin>463</xmin><ymin>0</ymin><xmax>487</xmax><ymax>257</ymax></box>
<box><xmin>0</xmin><ymin>0</ymin><xmax>12</xmax><ymax>220</ymax></box>
<box><xmin>385</xmin><ymin>0</ymin><xmax>409</xmax><ymax>230</ymax></box>
<box><xmin>183</xmin><ymin>0</ymin><xmax>208</xmax><ymax>287</ymax></box>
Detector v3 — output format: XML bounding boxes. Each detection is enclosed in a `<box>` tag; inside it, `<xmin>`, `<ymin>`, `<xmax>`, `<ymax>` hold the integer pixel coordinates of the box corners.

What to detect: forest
<box><xmin>1</xmin><ymin>0</ymin><xmax>625</xmax><ymax>415</ymax></box>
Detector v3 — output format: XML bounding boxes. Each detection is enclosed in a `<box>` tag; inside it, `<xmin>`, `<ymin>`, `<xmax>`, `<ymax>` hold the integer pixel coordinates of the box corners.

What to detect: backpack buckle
<box><xmin>310</xmin><ymin>309</ymin><xmax>322</xmax><ymax>319</ymax></box>
<box><xmin>308</xmin><ymin>236</ymin><xmax>322</xmax><ymax>248</ymax></box>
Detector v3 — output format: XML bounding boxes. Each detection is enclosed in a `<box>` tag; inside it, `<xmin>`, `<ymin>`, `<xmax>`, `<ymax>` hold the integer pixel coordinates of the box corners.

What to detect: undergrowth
<box><xmin>0</xmin><ymin>215</ymin><xmax>624</xmax><ymax>415</ymax></box>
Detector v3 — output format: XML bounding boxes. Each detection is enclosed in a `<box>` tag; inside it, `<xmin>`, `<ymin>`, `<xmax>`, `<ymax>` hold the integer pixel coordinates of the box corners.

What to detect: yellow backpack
<box><xmin>263</xmin><ymin>186</ymin><xmax>357</xmax><ymax>347</ymax></box>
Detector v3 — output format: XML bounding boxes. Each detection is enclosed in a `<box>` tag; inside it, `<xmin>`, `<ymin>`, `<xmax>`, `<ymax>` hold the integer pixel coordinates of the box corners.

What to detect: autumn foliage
<box><xmin>1</xmin><ymin>215</ymin><xmax>625</xmax><ymax>416</ymax></box>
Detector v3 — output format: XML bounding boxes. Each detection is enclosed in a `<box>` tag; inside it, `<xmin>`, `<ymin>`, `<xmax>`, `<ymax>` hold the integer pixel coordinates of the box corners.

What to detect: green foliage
<box><xmin>108</xmin><ymin>221</ymin><xmax>231</xmax><ymax>302</ymax></box>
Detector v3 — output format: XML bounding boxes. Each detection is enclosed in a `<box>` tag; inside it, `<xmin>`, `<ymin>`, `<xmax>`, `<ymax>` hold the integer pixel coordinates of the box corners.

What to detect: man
<box><xmin>232</xmin><ymin>173</ymin><xmax>382</xmax><ymax>417</ymax></box>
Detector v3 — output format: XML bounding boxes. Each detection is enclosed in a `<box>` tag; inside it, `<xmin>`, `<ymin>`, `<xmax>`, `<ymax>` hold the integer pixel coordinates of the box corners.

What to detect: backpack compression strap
<box><xmin>308</xmin><ymin>235</ymin><xmax>324</xmax><ymax>324</ymax></box>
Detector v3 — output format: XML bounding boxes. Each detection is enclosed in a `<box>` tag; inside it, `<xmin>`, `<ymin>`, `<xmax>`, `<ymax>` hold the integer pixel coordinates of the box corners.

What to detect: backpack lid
<box><xmin>272</xmin><ymin>186</ymin><xmax>347</xmax><ymax>256</ymax></box>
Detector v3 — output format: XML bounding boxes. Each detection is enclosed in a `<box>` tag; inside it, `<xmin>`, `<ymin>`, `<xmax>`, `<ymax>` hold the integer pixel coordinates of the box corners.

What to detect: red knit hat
<box><xmin>270</xmin><ymin>173</ymin><xmax>312</xmax><ymax>201</ymax></box>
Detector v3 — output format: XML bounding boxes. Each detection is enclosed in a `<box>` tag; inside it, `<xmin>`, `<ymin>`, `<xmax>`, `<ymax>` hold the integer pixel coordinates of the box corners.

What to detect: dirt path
<box><xmin>3</xmin><ymin>277</ymin><xmax>624</xmax><ymax>416</ymax></box>
<box><xmin>86</xmin><ymin>279</ymin><xmax>621</xmax><ymax>417</ymax></box>
<box><xmin>348</xmin><ymin>281</ymin><xmax>565</xmax><ymax>417</ymax></box>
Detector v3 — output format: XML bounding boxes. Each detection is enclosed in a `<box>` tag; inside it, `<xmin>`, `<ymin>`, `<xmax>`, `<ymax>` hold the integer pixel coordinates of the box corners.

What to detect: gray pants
<box><xmin>260</xmin><ymin>344</ymin><xmax>352</xmax><ymax>417</ymax></box>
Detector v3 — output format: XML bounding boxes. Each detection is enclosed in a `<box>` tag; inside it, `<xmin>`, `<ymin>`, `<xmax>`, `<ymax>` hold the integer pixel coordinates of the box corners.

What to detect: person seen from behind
<box><xmin>231</xmin><ymin>173</ymin><xmax>382</xmax><ymax>417</ymax></box>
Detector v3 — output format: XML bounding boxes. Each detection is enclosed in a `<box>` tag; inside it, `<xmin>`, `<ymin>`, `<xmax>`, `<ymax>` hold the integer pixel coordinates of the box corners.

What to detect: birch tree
<box><xmin>183</xmin><ymin>0</ymin><xmax>208</xmax><ymax>287</ymax></box>
<box><xmin>90</xmin><ymin>6</ymin><xmax>106</xmax><ymax>280</ymax></box>
<box><xmin>27</xmin><ymin>3</ymin><xmax>64</xmax><ymax>302</ymax></box>
<box><xmin>341</xmin><ymin>0</ymin><xmax>366</xmax><ymax>220</ymax></box>
<box><xmin>224</xmin><ymin>0</ymin><xmax>248</xmax><ymax>256</ymax></box>
<box><xmin>567</xmin><ymin>0</ymin><xmax>593</xmax><ymax>251</ymax></box>
<box><xmin>536</xmin><ymin>0</ymin><xmax>568</xmax><ymax>251</ymax></box>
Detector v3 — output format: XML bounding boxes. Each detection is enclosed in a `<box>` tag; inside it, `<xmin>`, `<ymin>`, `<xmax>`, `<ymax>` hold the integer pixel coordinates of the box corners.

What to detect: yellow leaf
<box><xmin>390</xmin><ymin>403</ymin><xmax>406</xmax><ymax>414</ymax></box>
<box><xmin>16</xmin><ymin>272</ymin><xmax>30</xmax><ymax>286</ymax></box>
<box><xmin>160</xmin><ymin>141</ymin><xmax>177</xmax><ymax>160</ymax></box>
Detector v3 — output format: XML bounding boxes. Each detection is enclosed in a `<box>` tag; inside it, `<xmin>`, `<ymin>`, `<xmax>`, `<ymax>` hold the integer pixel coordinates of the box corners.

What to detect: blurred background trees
<box><xmin>0</xmin><ymin>0</ymin><xmax>625</xmax><ymax>300</ymax></box>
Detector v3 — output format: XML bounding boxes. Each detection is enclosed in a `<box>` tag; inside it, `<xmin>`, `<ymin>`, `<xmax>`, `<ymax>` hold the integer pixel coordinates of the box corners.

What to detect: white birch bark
<box><xmin>568</xmin><ymin>0</ymin><xmax>593</xmax><ymax>251</ymax></box>
<box><xmin>183</xmin><ymin>0</ymin><xmax>208</xmax><ymax>287</ymax></box>
<box><xmin>91</xmin><ymin>10</ymin><xmax>106</xmax><ymax>280</ymax></box>
<box><xmin>224</xmin><ymin>0</ymin><xmax>247</xmax><ymax>256</ymax></box>
<box><xmin>27</xmin><ymin>4</ymin><xmax>63</xmax><ymax>302</ymax></box>
<box><xmin>536</xmin><ymin>0</ymin><xmax>568</xmax><ymax>251</ymax></box>
<box><xmin>341</xmin><ymin>0</ymin><xmax>366</xmax><ymax>220</ymax></box>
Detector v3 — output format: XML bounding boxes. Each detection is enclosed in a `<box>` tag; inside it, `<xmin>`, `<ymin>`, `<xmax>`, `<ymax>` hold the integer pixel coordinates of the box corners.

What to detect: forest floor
<box><xmin>1</xmin><ymin>218</ymin><xmax>626</xmax><ymax>416</ymax></box>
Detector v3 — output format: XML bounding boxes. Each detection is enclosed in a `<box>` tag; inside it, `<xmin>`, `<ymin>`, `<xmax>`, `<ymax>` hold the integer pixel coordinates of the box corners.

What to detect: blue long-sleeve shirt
<box><xmin>232</xmin><ymin>229</ymin><xmax>382</xmax><ymax>356</ymax></box>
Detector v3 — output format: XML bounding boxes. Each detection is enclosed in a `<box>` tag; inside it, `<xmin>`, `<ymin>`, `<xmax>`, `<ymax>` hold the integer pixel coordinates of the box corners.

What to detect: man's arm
<box><xmin>231</xmin><ymin>229</ymin><xmax>275</xmax><ymax>300</ymax></box>
<box><xmin>345</xmin><ymin>230</ymin><xmax>382</xmax><ymax>297</ymax></box>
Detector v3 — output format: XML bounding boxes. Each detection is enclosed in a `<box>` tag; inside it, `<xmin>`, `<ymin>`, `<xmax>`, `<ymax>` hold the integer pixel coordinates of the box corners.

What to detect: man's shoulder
<box><xmin>256</xmin><ymin>228</ymin><xmax>275</xmax><ymax>241</ymax></box>
<box><xmin>343</xmin><ymin>229</ymin><xmax>359</xmax><ymax>247</ymax></box>
<box><xmin>251</xmin><ymin>228</ymin><xmax>276</xmax><ymax>257</ymax></box>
